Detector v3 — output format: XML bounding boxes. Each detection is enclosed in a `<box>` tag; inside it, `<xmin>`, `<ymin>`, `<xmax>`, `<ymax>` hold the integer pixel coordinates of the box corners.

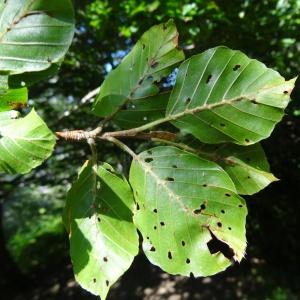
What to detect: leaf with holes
<box><xmin>0</xmin><ymin>108</ymin><xmax>55</xmax><ymax>174</ymax></box>
<box><xmin>114</xmin><ymin>92</ymin><xmax>169</xmax><ymax>129</ymax></box>
<box><xmin>0</xmin><ymin>0</ymin><xmax>74</xmax><ymax>76</ymax></box>
<box><xmin>63</xmin><ymin>161</ymin><xmax>139</xmax><ymax>300</ymax></box>
<box><xmin>92</xmin><ymin>20</ymin><xmax>184</xmax><ymax>122</ymax></box>
<box><xmin>166</xmin><ymin>46</ymin><xmax>295</xmax><ymax>145</ymax></box>
<box><xmin>129</xmin><ymin>146</ymin><xmax>247</xmax><ymax>277</ymax></box>
<box><xmin>196</xmin><ymin>143</ymin><xmax>277</xmax><ymax>195</ymax></box>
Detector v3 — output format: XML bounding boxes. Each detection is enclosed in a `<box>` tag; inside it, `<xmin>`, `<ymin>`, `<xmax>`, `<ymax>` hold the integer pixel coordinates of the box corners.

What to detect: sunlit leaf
<box><xmin>166</xmin><ymin>46</ymin><xmax>295</xmax><ymax>145</ymax></box>
<box><xmin>0</xmin><ymin>109</ymin><xmax>55</xmax><ymax>174</ymax></box>
<box><xmin>130</xmin><ymin>146</ymin><xmax>247</xmax><ymax>277</ymax></box>
<box><xmin>0</xmin><ymin>0</ymin><xmax>74</xmax><ymax>75</ymax></box>
<box><xmin>63</xmin><ymin>161</ymin><xmax>139</xmax><ymax>300</ymax></box>
<box><xmin>92</xmin><ymin>20</ymin><xmax>184</xmax><ymax>122</ymax></box>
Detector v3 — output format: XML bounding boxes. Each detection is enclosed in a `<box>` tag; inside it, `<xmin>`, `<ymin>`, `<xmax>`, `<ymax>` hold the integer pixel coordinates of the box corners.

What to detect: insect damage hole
<box><xmin>283</xmin><ymin>90</ymin><xmax>289</xmax><ymax>94</ymax></box>
<box><xmin>105</xmin><ymin>280</ymin><xmax>109</xmax><ymax>287</ymax></box>
<box><xmin>207</xmin><ymin>231</ymin><xmax>234</xmax><ymax>260</ymax></box>
<box><xmin>181</xmin><ymin>240</ymin><xmax>186</xmax><ymax>246</ymax></box>
<box><xmin>103</xmin><ymin>257</ymin><xmax>108</xmax><ymax>262</ymax></box>
<box><xmin>206</xmin><ymin>74</ymin><xmax>212</xmax><ymax>84</ymax></box>
<box><xmin>168</xmin><ymin>251</ymin><xmax>172</xmax><ymax>259</ymax></box>
<box><xmin>186</xmin><ymin>258</ymin><xmax>191</xmax><ymax>264</ymax></box>
<box><xmin>166</xmin><ymin>177</ymin><xmax>175</xmax><ymax>182</ymax></box>
<box><xmin>145</xmin><ymin>157</ymin><xmax>153</xmax><ymax>163</ymax></box>
<box><xmin>150</xmin><ymin>246</ymin><xmax>156</xmax><ymax>252</ymax></box>
<box><xmin>185</xmin><ymin>97</ymin><xmax>191</xmax><ymax>105</ymax></box>
<box><xmin>160</xmin><ymin>221</ymin><xmax>165</xmax><ymax>226</ymax></box>
<box><xmin>233</xmin><ymin>64</ymin><xmax>241</xmax><ymax>71</ymax></box>
<box><xmin>93</xmin><ymin>278</ymin><xmax>97</xmax><ymax>283</ymax></box>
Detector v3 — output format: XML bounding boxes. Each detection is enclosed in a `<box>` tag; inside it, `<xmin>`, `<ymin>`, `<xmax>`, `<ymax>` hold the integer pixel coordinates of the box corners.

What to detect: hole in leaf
<box><xmin>239</xmin><ymin>204</ymin><xmax>243</xmax><ymax>208</ymax></box>
<box><xmin>106</xmin><ymin>280</ymin><xmax>109</xmax><ymax>287</ymax></box>
<box><xmin>185</xmin><ymin>97</ymin><xmax>191</xmax><ymax>105</ymax></box>
<box><xmin>247</xmin><ymin>176</ymin><xmax>251</xmax><ymax>179</ymax></box>
<box><xmin>200</xmin><ymin>204</ymin><xmax>206</xmax><ymax>210</ymax></box>
<box><xmin>221</xmin><ymin>209</ymin><xmax>225</xmax><ymax>214</ymax></box>
<box><xmin>146</xmin><ymin>236</ymin><xmax>150</xmax><ymax>240</ymax></box>
<box><xmin>151</xmin><ymin>61</ymin><xmax>159</xmax><ymax>68</ymax></box>
<box><xmin>225</xmin><ymin>193</ymin><xmax>231</xmax><ymax>197</ymax></box>
<box><xmin>233</xmin><ymin>64</ymin><xmax>241</xmax><ymax>71</ymax></box>
<box><xmin>145</xmin><ymin>157</ymin><xmax>153</xmax><ymax>163</ymax></box>
<box><xmin>93</xmin><ymin>278</ymin><xmax>97</xmax><ymax>283</ymax></box>
<box><xmin>251</xmin><ymin>100</ymin><xmax>258</xmax><ymax>104</ymax></box>
<box><xmin>160</xmin><ymin>221</ymin><xmax>165</xmax><ymax>226</ymax></box>
<box><xmin>186</xmin><ymin>258</ymin><xmax>191</xmax><ymax>264</ymax></box>
<box><xmin>154</xmin><ymin>226</ymin><xmax>157</xmax><ymax>230</ymax></box>
<box><xmin>166</xmin><ymin>177</ymin><xmax>174</xmax><ymax>182</ymax></box>
<box><xmin>150</xmin><ymin>246</ymin><xmax>156</xmax><ymax>252</ymax></box>
<box><xmin>283</xmin><ymin>90</ymin><xmax>288</xmax><ymax>94</ymax></box>
<box><xmin>182</xmin><ymin>240</ymin><xmax>186</xmax><ymax>246</ymax></box>
<box><xmin>207</xmin><ymin>231</ymin><xmax>235</xmax><ymax>260</ymax></box>
<box><xmin>153</xmin><ymin>208</ymin><xmax>158</xmax><ymax>213</ymax></box>
<box><xmin>193</xmin><ymin>209</ymin><xmax>201</xmax><ymax>215</ymax></box>
<box><xmin>97</xmin><ymin>217</ymin><xmax>101</xmax><ymax>222</ymax></box>
<box><xmin>245</xmin><ymin>138</ymin><xmax>250</xmax><ymax>143</ymax></box>
<box><xmin>228</xmin><ymin>227</ymin><xmax>232</xmax><ymax>230</ymax></box>
<box><xmin>190</xmin><ymin>272</ymin><xmax>194</xmax><ymax>278</ymax></box>
<box><xmin>203</xmin><ymin>184</ymin><xmax>207</xmax><ymax>187</ymax></box>
<box><xmin>220</xmin><ymin>123</ymin><xmax>226</xmax><ymax>127</ymax></box>
<box><xmin>172</xmin><ymin>165</ymin><xmax>178</xmax><ymax>168</ymax></box>
<box><xmin>206</xmin><ymin>74</ymin><xmax>212</xmax><ymax>84</ymax></box>
<box><xmin>136</xmin><ymin>203</ymin><xmax>140</xmax><ymax>210</ymax></box>
<box><xmin>168</xmin><ymin>251</ymin><xmax>172</xmax><ymax>259</ymax></box>
<box><xmin>217</xmin><ymin>222</ymin><xmax>222</xmax><ymax>228</ymax></box>
<box><xmin>103</xmin><ymin>257</ymin><xmax>108</xmax><ymax>262</ymax></box>
<box><xmin>147</xmin><ymin>150</ymin><xmax>152</xmax><ymax>155</ymax></box>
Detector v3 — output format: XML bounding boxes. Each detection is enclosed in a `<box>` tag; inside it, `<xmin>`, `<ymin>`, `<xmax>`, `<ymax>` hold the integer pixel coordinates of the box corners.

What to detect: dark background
<box><xmin>1</xmin><ymin>1</ymin><xmax>300</xmax><ymax>299</ymax></box>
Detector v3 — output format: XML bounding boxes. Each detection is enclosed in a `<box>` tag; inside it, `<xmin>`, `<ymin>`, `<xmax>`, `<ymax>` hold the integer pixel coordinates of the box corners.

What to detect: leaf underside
<box><xmin>0</xmin><ymin>0</ymin><xmax>75</xmax><ymax>75</ymax></box>
<box><xmin>166</xmin><ymin>46</ymin><xmax>295</xmax><ymax>145</ymax></box>
<box><xmin>92</xmin><ymin>19</ymin><xmax>184</xmax><ymax>125</ymax></box>
<box><xmin>130</xmin><ymin>146</ymin><xmax>247</xmax><ymax>277</ymax></box>
<box><xmin>0</xmin><ymin>109</ymin><xmax>55</xmax><ymax>174</ymax></box>
<box><xmin>63</xmin><ymin>162</ymin><xmax>139</xmax><ymax>300</ymax></box>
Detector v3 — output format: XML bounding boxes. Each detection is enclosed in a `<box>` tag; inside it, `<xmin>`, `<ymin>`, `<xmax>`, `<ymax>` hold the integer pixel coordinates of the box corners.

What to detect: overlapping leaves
<box><xmin>92</xmin><ymin>19</ymin><xmax>184</xmax><ymax>125</ymax></box>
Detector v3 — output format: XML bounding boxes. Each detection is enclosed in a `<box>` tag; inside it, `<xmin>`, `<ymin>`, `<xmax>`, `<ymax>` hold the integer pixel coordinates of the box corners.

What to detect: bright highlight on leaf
<box><xmin>63</xmin><ymin>162</ymin><xmax>139</xmax><ymax>300</ymax></box>
<box><xmin>130</xmin><ymin>146</ymin><xmax>247</xmax><ymax>277</ymax></box>
<box><xmin>0</xmin><ymin>109</ymin><xmax>55</xmax><ymax>174</ymax></box>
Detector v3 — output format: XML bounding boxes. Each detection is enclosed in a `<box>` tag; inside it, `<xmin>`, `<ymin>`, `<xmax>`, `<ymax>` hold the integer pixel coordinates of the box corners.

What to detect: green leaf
<box><xmin>114</xmin><ymin>92</ymin><xmax>169</xmax><ymax>129</ymax></box>
<box><xmin>92</xmin><ymin>19</ymin><xmax>185</xmax><ymax>120</ymax></box>
<box><xmin>196</xmin><ymin>143</ymin><xmax>277</xmax><ymax>195</ymax></box>
<box><xmin>0</xmin><ymin>108</ymin><xmax>55</xmax><ymax>174</ymax></box>
<box><xmin>0</xmin><ymin>0</ymin><xmax>74</xmax><ymax>75</ymax></box>
<box><xmin>63</xmin><ymin>161</ymin><xmax>139</xmax><ymax>300</ymax></box>
<box><xmin>166</xmin><ymin>46</ymin><xmax>295</xmax><ymax>145</ymax></box>
<box><xmin>0</xmin><ymin>82</ymin><xmax>28</xmax><ymax>111</ymax></box>
<box><xmin>129</xmin><ymin>146</ymin><xmax>247</xmax><ymax>277</ymax></box>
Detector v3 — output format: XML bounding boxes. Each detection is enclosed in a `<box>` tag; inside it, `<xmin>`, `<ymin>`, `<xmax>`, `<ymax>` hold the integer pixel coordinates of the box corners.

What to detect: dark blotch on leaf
<box><xmin>154</xmin><ymin>226</ymin><xmax>157</xmax><ymax>230</ymax></box>
<box><xmin>245</xmin><ymin>138</ymin><xmax>250</xmax><ymax>143</ymax></box>
<box><xmin>166</xmin><ymin>177</ymin><xmax>175</xmax><ymax>182</ymax></box>
<box><xmin>136</xmin><ymin>203</ymin><xmax>140</xmax><ymax>210</ymax></box>
<box><xmin>142</xmin><ymin>44</ymin><xmax>145</xmax><ymax>49</ymax></box>
<box><xmin>182</xmin><ymin>240</ymin><xmax>186</xmax><ymax>246</ymax></box>
<box><xmin>283</xmin><ymin>90</ymin><xmax>289</xmax><ymax>94</ymax></box>
<box><xmin>93</xmin><ymin>278</ymin><xmax>96</xmax><ymax>283</ymax></box>
<box><xmin>172</xmin><ymin>165</ymin><xmax>178</xmax><ymax>168</ymax></box>
<box><xmin>217</xmin><ymin>222</ymin><xmax>222</xmax><ymax>227</ymax></box>
<box><xmin>221</xmin><ymin>209</ymin><xmax>225</xmax><ymax>214</ymax></box>
<box><xmin>239</xmin><ymin>204</ymin><xmax>243</xmax><ymax>208</ymax></box>
<box><xmin>207</xmin><ymin>231</ymin><xmax>235</xmax><ymax>260</ymax></box>
<box><xmin>168</xmin><ymin>251</ymin><xmax>172</xmax><ymax>259</ymax></box>
<box><xmin>228</xmin><ymin>227</ymin><xmax>232</xmax><ymax>230</ymax></box>
<box><xmin>97</xmin><ymin>217</ymin><xmax>101</xmax><ymax>222</ymax></box>
<box><xmin>233</xmin><ymin>64</ymin><xmax>241</xmax><ymax>71</ymax></box>
<box><xmin>220</xmin><ymin>123</ymin><xmax>225</xmax><ymax>127</ymax></box>
<box><xmin>153</xmin><ymin>208</ymin><xmax>158</xmax><ymax>213</ymax></box>
<box><xmin>225</xmin><ymin>193</ymin><xmax>231</xmax><ymax>197</ymax></box>
<box><xmin>160</xmin><ymin>221</ymin><xmax>165</xmax><ymax>226</ymax></box>
<box><xmin>206</xmin><ymin>74</ymin><xmax>212</xmax><ymax>84</ymax></box>
<box><xmin>200</xmin><ymin>204</ymin><xmax>206</xmax><ymax>210</ymax></box>
<box><xmin>186</xmin><ymin>258</ymin><xmax>191</xmax><ymax>264</ymax></box>
<box><xmin>203</xmin><ymin>184</ymin><xmax>207</xmax><ymax>187</ymax></box>
<box><xmin>145</xmin><ymin>157</ymin><xmax>153</xmax><ymax>163</ymax></box>
<box><xmin>147</xmin><ymin>150</ymin><xmax>152</xmax><ymax>155</ymax></box>
<box><xmin>150</xmin><ymin>246</ymin><xmax>156</xmax><ymax>252</ymax></box>
<box><xmin>103</xmin><ymin>257</ymin><xmax>108</xmax><ymax>262</ymax></box>
<box><xmin>194</xmin><ymin>209</ymin><xmax>201</xmax><ymax>215</ymax></box>
<box><xmin>106</xmin><ymin>280</ymin><xmax>109</xmax><ymax>287</ymax></box>
<box><xmin>185</xmin><ymin>97</ymin><xmax>191</xmax><ymax>105</ymax></box>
